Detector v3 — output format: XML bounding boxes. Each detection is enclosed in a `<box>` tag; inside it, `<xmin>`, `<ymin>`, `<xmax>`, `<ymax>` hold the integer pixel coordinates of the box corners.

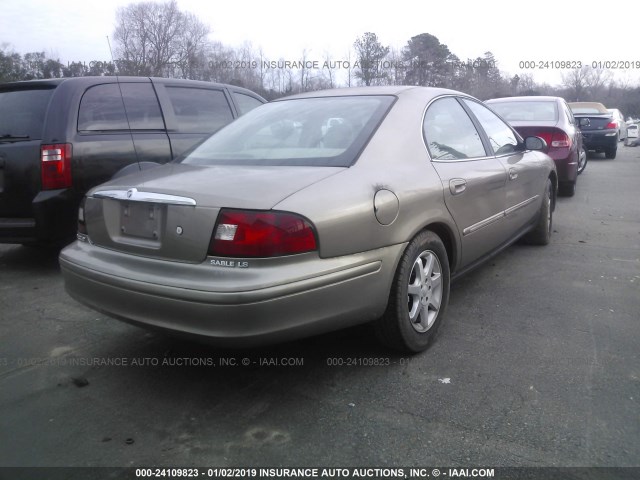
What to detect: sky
<box><xmin>2</xmin><ymin>0</ymin><xmax>639</xmax><ymax>88</ymax></box>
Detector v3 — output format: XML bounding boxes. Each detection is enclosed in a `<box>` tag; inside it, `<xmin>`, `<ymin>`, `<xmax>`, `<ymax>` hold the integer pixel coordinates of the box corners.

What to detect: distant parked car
<box><xmin>60</xmin><ymin>86</ymin><xmax>557</xmax><ymax>353</ymax></box>
<box><xmin>486</xmin><ymin>96</ymin><xmax>583</xmax><ymax>196</ymax></box>
<box><xmin>0</xmin><ymin>76</ymin><xmax>266</xmax><ymax>246</ymax></box>
<box><xmin>607</xmin><ymin>108</ymin><xmax>627</xmax><ymax>141</ymax></box>
<box><xmin>569</xmin><ymin>102</ymin><xmax>618</xmax><ymax>159</ymax></box>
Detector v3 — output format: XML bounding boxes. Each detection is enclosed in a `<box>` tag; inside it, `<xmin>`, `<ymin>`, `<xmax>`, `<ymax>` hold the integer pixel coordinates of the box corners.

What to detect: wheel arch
<box><xmin>414</xmin><ymin>221</ymin><xmax>458</xmax><ymax>273</ymax></box>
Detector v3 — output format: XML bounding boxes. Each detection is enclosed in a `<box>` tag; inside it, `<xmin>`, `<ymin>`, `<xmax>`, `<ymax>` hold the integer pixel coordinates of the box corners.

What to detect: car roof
<box><xmin>275</xmin><ymin>85</ymin><xmax>475</xmax><ymax>103</ymax></box>
<box><xmin>486</xmin><ymin>96</ymin><xmax>562</xmax><ymax>103</ymax></box>
<box><xmin>568</xmin><ymin>101</ymin><xmax>608</xmax><ymax>113</ymax></box>
<box><xmin>0</xmin><ymin>76</ymin><xmax>264</xmax><ymax>99</ymax></box>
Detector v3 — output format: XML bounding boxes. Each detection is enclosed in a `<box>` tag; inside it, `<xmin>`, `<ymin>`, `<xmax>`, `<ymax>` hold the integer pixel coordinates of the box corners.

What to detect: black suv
<box><xmin>0</xmin><ymin>76</ymin><xmax>266</xmax><ymax>245</ymax></box>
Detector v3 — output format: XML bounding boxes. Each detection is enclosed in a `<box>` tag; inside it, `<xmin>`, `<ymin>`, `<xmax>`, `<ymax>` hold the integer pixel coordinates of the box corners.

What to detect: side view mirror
<box><xmin>579</xmin><ymin>118</ymin><xmax>590</xmax><ymax>127</ymax></box>
<box><xmin>524</xmin><ymin>136</ymin><xmax>547</xmax><ymax>152</ymax></box>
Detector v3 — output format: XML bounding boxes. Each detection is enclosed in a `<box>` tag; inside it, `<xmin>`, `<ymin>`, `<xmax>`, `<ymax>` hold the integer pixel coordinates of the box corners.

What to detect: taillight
<box><xmin>550</xmin><ymin>132</ymin><xmax>571</xmax><ymax>148</ymax></box>
<box><xmin>209</xmin><ymin>209</ymin><xmax>317</xmax><ymax>257</ymax></box>
<box><xmin>41</xmin><ymin>143</ymin><xmax>72</xmax><ymax>190</ymax></box>
<box><xmin>536</xmin><ymin>132</ymin><xmax>553</xmax><ymax>147</ymax></box>
<box><xmin>606</xmin><ymin>121</ymin><xmax>618</xmax><ymax>129</ymax></box>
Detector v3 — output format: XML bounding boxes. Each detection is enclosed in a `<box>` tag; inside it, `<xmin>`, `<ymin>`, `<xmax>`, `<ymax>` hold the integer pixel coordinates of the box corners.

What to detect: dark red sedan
<box><xmin>486</xmin><ymin>96</ymin><xmax>585</xmax><ymax>197</ymax></box>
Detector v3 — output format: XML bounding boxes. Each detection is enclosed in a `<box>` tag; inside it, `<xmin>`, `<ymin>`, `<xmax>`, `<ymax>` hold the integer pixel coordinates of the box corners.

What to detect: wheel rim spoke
<box><xmin>407</xmin><ymin>249</ymin><xmax>443</xmax><ymax>333</ymax></box>
<box><xmin>431</xmin><ymin>272</ymin><xmax>442</xmax><ymax>291</ymax></box>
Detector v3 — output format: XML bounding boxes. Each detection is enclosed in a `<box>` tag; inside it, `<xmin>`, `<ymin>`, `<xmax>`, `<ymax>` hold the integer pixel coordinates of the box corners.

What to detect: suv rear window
<box><xmin>165</xmin><ymin>87</ymin><xmax>234</xmax><ymax>134</ymax></box>
<box><xmin>78</xmin><ymin>83</ymin><xmax>165</xmax><ymax>131</ymax></box>
<box><xmin>0</xmin><ymin>88</ymin><xmax>55</xmax><ymax>140</ymax></box>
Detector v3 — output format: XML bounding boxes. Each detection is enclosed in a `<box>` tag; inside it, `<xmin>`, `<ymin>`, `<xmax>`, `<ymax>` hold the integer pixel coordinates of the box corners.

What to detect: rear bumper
<box><xmin>59</xmin><ymin>240</ymin><xmax>405</xmax><ymax>346</ymax></box>
<box><xmin>582</xmin><ymin>131</ymin><xmax>617</xmax><ymax>151</ymax></box>
<box><xmin>0</xmin><ymin>189</ymin><xmax>79</xmax><ymax>244</ymax></box>
<box><xmin>0</xmin><ymin>218</ymin><xmax>37</xmax><ymax>243</ymax></box>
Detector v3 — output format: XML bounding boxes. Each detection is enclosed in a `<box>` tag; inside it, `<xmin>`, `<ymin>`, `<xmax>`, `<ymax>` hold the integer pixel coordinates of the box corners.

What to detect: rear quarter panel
<box><xmin>274</xmin><ymin>93</ymin><xmax>459</xmax><ymax>264</ymax></box>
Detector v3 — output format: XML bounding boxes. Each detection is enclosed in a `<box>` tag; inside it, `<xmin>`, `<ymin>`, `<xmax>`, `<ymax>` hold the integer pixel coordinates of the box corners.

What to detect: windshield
<box><xmin>181</xmin><ymin>95</ymin><xmax>395</xmax><ymax>167</ymax></box>
<box><xmin>0</xmin><ymin>88</ymin><xmax>55</xmax><ymax>139</ymax></box>
<box><xmin>489</xmin><ymin>101</ymin><xmax>558</xmax><ymax>122</ymax></box>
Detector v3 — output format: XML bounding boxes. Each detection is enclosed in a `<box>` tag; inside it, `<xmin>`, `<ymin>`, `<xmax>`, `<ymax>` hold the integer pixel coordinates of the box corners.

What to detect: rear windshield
<box><xmin>489</xmin><ymin>101</ymin><xmax>558</xmax><ymax>122</ymax></box>
<box><xmin>180</xmin><ymin>96</ymin><xmax>395</xmax><ymax>167</ymax></box>
<box><xmin>0</xmin><ymin>88</ymin><xmax>54</xmax><ymax>140</ymax></box>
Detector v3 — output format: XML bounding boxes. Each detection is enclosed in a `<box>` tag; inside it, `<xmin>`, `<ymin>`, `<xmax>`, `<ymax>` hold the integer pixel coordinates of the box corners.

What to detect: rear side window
<box><xmin>166</xmin><ymin>87</ymin><xmax>234</xmax><ymax>134</ymax></box>
<box><xmin>233</xmin><ymin>92</ymin><xmax>264</xmax><ymax>115</ymax></box>
<box><xmin>423</xmin><ymin>97</ymin><xmax>487</xmax><ymax>160</ymax></box>
<box><xmin>78</xmin><ymin>83</ymin><xmax>164</xmax><ymax>131</ymax></box>
<box><xmin>0</xmin><ymin>88</ymin><xmax>54</xmax><ymax>139</ymax></box>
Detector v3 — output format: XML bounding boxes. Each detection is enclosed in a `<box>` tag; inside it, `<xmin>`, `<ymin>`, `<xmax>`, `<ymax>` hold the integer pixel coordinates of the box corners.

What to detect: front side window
<box><xmin>181</xmin><ymin>95</ymin><xmax>394</xmax><ymax>167</ymax></box>
<box><xmin>166</xmin><ymin>87</ymin><xmax>234</xmax><ymax>134</ymax></box>
<box><xmin>463</xmin><ymin>99</ymin><xmax>518</xmax><ymax>155</ymax></box>
<box><xmin>78</xmin><ymin>83</ymin><xmax>164</xmax><ymax>131</ymax></box>
<box><xmin>423</xmin><ymin>97</ymin><xmax>487</xmax><ymax>160</ymax></box>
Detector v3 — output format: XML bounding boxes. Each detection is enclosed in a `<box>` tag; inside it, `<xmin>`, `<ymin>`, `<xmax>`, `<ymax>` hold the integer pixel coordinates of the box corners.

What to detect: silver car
<box><xmin>60</xmin><ymin>86</ymin><xmax>557</xmax><ymax>353</ymax></box>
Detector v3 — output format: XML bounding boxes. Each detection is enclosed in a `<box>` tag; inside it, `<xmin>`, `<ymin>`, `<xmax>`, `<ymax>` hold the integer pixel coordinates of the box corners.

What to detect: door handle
<box><xmin>509</xmin><ymin>168</ymin><xmax>518</xmax><ymax>181</ymax></box>
<box><xmin>449</xmin><ymin>178</ymin><xmax>467</xmax><ymax>195</ymax></box>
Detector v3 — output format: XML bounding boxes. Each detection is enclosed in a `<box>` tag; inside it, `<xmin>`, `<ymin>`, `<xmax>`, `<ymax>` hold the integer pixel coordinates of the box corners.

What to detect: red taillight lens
<box><xmin>536</xmin><ymin>132</ymin><xmax>553</xmax><ymax>147</ymax></box>
<box><xmin>550</xmin><ymin>132</ymin><xmax>571</xmax><ymax>148</ymax></box>
<box><xmin>606</xmin><ymin>121</ymin><xmax>618</xmax><ymax>129</ymax></box>
<box><xmin>209</xmin><ymin>209</ymin><xmax>318</xmax><ymax>257</ymax></box>
<box><xmin>41</xmin><ymin>143</ymin><xmax>72</xmax><ymax>190</ymax></box>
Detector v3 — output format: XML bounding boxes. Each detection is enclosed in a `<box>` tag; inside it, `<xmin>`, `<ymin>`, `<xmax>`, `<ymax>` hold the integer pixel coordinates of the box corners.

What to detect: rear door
<box><xmin>72</xmin><ymin>81</ymin><xmax>172</xmax><ymax>191</ymax></box>
<box><xmin>0</xmin><ymin>85</ymin><xmax>56</xmax><ymax>220</ymax></box>
<box><xmin>424</xmin><ymin>96</ymin><xmax>509</xmax><ymax>267</ymax></box>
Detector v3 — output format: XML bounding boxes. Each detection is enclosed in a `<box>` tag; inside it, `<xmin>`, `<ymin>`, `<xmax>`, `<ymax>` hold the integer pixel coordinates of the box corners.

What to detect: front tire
<box><xmin>524</xmin><ymin>178</ymin><xmax>553</xmax><ymax>245</ymax></box>
<box><xmin>374</xmin><ymin>230</ymin><xmax>450</xmax><ymax>353</ymax></box>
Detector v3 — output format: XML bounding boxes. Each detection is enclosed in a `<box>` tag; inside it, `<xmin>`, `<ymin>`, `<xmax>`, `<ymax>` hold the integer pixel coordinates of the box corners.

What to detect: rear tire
<box><xmin>577</xmin><ymin>146</ymin><xmax>587</xmax><ymax>175</ymax></box>
<box><xmin>524</xmin><ymin>178</ymin><xmax>552</xmax><ymax>245</ymax></box>
<box><xmin>605</xmin><ymin>147</ymin><xmax>617</xmax><ymax>159</ymax></box>
<box><xmin>374</xmin><ymin>230</ymin><xmax>450</xmax><ymax>353</ymax></box>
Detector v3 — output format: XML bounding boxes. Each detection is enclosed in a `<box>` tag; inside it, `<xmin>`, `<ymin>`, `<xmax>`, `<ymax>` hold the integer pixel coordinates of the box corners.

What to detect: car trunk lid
<box><xmin>574</xmin><ymin>113</ymin><xmax>615</xmax><ymax>132</ymax></box>
<box><xmin>84</xmin><ymin>163</ymin><xmax>343</xmax><ymax>262</ymax></box>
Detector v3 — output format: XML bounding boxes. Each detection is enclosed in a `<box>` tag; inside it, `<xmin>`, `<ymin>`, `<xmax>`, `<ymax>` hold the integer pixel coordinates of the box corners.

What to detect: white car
<box><xmin>607</xmin><ymin>108</ymin><xmax>628</xmax><ymax>141</ymax></box>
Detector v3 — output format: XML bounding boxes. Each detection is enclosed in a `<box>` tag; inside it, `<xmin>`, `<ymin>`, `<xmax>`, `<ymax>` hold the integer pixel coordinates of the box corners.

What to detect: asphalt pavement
<box><xmin>0</xmin><ymin>145</ymin><xmax>638</xmax><ymax>477</ymax></box>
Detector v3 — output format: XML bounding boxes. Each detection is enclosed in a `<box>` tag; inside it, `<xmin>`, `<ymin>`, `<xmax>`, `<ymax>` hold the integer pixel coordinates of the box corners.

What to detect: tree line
<box><xmin>2</xmin><ymin>0</ymin><xmax>640</xmax><ymax>115</ymax></box>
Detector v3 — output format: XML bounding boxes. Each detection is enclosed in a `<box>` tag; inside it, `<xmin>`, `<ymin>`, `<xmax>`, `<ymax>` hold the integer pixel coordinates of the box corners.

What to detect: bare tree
<box><xmin>113</xmin><ymin>0</ymin><xmax>209</xmax><ymax>77</ymax></box>
<box><xmin>561</xmin><ymin>66</ymin><xmax>590</xmax><ymax>101</ymax></box>
<box><xmin>322</xmin><ymin>51</ymin><xmax>336</xmax><ymax>89</ymax></box>
<box><xmin>585</xmin><ymin>67</ymin><xmax>613</xmax><ymax>100</ymax></box>
<box><xmin>354</xmin><ymin>32</ymin><xmax>389</xmax><ymax>86</ymax></box>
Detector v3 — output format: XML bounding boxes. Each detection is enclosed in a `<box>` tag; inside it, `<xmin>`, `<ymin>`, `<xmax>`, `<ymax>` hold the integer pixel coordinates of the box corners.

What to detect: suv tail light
<box><xmin>41</xmin><ymin>143</ymin><xmax>72</xmax><ymax>190</ymax></box>
<box><xmin>209</xmin><ymin>209</ymin><xmax>317</xmax><ymax>257</ymax></box>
